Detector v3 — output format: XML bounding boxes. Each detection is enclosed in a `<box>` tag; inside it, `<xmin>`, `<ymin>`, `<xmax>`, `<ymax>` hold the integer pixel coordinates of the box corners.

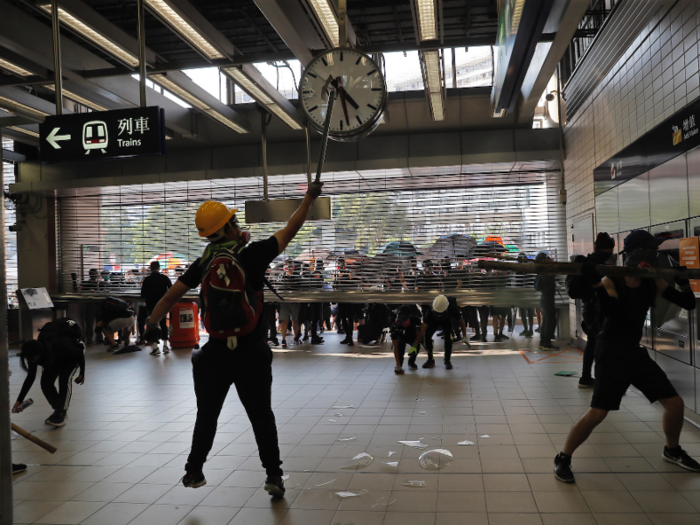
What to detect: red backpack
<box><xmin>200</xmin><ymin>244</ymin><xmax>262</xmax><ymax>339</ymax></box>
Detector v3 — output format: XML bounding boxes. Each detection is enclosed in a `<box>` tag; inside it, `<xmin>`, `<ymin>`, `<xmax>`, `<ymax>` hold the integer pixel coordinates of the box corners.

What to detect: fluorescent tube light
<box><xmin>0</xmin><ymin>94</ymin><xmax>49</xmax><ymax>120</ymax></box>
<box><xmin>422</xmin><ymin>50</ymin><xmax>444</xmax><ymax>120</ymax></box>
<box><xmin>0</xmin><ymin>58</ymin><xmax>33</xmax><ymax>77</ymax></box>
<box><xmin>306</xmin><ymin>0</ymin><xmax>340</xmax><ymax>48</ymax></box>
<box><xmin>415</xmin><ymin>0</ymin><xmax>437</xmax><ymax>41</ymax></box>
<box><xmin>39</xmin><ymin>5</ymin><xmax>139</xmax><ymax>67</ymax></box>
<box><xmin>151</xmin><ymin>74</ymin><xmax>247</xmax><ymax>133</ymax></box>
<box><xmin>222</xmin><ymin>67</ymin><xmax>302</xmax><ymax>130</ymax></box>
<box><xmin>144</xmin><ymin>0</ymin><xmax>225</xmax><ymax>60</ymax></box>
<box><xmin>8</xmin><ymin>126</ymin><xmax>39</xmax><ymax>138</ymax></box>
<box><xmin>46</xmin><ymin>85</ymin><xmax>108</xmax><ymax>112</ymax></box>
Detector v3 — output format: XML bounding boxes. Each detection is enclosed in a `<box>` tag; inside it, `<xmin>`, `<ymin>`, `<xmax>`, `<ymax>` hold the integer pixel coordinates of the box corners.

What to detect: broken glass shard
<box><xmin>339</xmin><ymin>452</ymin><xmax>374</xmax><ymax>469</ymax></box>
<box><xmin>398</xmin><ymin>440</ymin><xmax>428</xmax><ymax>450</ymax></box>
<box><xmin>331</xmin><ymin>405</ymin><xmax>355</xmax><ymax>409</ymax></box>
<box><xmin>458</xmin><ymin>440</ymin><xmax>475</xmax><ymax>446</ymax></box>
<box><xmin>401</xmin><ymin>480</ymin><xmax>427</xmax><ymax>488</ymax></box>
<box><xmin>337</xmin><ymin>436</ymin><xmax>357</xmax><ymax>442</ymax></box>
<box><xmin>335</xmin><ymin>489</ymin><xmax>369</xmax><ymax>498</ymax></box>
<box><xmin>418</xmin><ymin>449</ymin><xmax>454</xmax><ymax>470</ymax></box>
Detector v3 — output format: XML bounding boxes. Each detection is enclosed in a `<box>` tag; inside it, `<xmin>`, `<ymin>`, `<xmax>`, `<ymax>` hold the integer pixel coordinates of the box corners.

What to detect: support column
<box><xmin>0</xmin><ymin>127</ymin><xmax>13</xmax><ymax>525</ymax></box>
<box><xmin>51</xmin><ymin>0</ymin><xmax>63</xmax><ymax>115</ymax></box>
<box><xmin>137</xmin><ymin>0</ymin><xmax>147</xmax><ymax>107</ymax></box>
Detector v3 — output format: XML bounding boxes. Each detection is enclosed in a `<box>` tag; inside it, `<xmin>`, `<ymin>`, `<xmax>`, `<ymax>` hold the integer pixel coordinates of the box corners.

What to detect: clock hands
<box><xmin>335</xmin><ymin>77</ymin><xmax>350</xmax><ymax>126</ymax></box>
<box><xmin>330</xmin><ymin>77</ymin><xmax>359</xmax><ymax>110</ymax></box>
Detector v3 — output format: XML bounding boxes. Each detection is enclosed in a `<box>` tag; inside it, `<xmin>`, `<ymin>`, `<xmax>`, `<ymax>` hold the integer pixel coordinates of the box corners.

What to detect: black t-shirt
<box><xmin>141</xmin><ymin>272</ymin><xmax>172</xmax><ymax>309</ymax></box>
<box><xmin>179</xmin><ymin>237</ymin><xmax>279</xmax><ymax>344</ymax></box>
<box><xmin>423</xmin><ymin>297</ymin><xmax>462</xmax><ymax>329</ymax></box>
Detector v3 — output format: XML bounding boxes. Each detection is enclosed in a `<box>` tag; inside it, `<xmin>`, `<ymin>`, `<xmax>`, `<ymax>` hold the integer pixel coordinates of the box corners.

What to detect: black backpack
<box><xmin>565</xmin><ymin>255</ymin><xmax>594</xmax><ymax>301</ymax></box>
<box><xmin>38</xmin><ymin>318</ymin><xmax>83</xmax><ymax>343</ymax></box>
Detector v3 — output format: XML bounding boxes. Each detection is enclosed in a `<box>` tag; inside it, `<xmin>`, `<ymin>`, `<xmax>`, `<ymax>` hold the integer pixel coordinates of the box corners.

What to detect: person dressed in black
<box><xmin>409</xmin><ymin>295</ymin><xmax>468</xmax><ymax>370</ymax></box>
<box><xmin>305</xmin><ymin>259</ymin><xmax>325</xmax><ymax>344</ymax></box>
<box><xmin>12</xmin><ymin>318</ymin><xmax>85</xmax><ymax>427</ymax></box>
<box><xmin>141</xmin><ymin>261</ymin><xmax>173</xmax><ymax>355</ymax></box>
<box><xmin>391</xmin><ymin>304</ymin><xmax>422</xmax><ymax>374</ymax></box>
<box><xmin>80</xmin><ymin>268</ymin><xmax>103</xmax><ymax>345</ymax></box>
<box><xmin>554</xmin><ymin>230</ymin><xmax>700</xmax><ymax>483</ymax></box>
<box><xmin>335</xmin><ymin>257</ymin><xmax>356</xmax><ymax>346</ymax></box>
<box><xmin>96</xmin><ymin>297</ymin><xmax>137</xmax><ymax>351</ymax></box>
<box><xmin>143</xmin><ymin>182</ymin><xmax>323</xmax><ymax>496</ymax></box>
<box><xmin>534</xmin><ymin>252</ymin><xmax>558</xmax><ymax>350</ymax></box>
<box><xmin>567</xmin><ymin>233</ymin><xmax>616</xmax><ymax>388</ymax></box>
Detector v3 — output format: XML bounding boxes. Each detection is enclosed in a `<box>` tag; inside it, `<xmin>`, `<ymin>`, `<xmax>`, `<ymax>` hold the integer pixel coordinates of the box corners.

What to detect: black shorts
<box><xmin>591</xmin><ymin>348</ymin><xmax>678</xmax><ymax>411</ymax></box>
<box><xmin>491</xmin><ymin>307</ymin><xmax>510</xmax><ymax>317</ymax></box>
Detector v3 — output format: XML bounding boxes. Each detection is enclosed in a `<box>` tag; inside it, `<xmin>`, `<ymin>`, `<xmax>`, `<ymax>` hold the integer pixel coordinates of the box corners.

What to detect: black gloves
<box><xmin>580</xmin><ymin>262</ymin><xmax>601</xmax><ymax>286</ymax></box>
<box><xmin>306</xmin><ymin>181</ymin><xmax>323</xmax><ymax>199</ymax></box>
<box><xmin>143</xmin><ymin>322</ymin><xmax>162</xmax><ymax>343</ymax></box>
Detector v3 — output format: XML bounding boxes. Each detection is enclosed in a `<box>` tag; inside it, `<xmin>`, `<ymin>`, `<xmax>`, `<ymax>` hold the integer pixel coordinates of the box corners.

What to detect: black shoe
<box><xmin>445</xmin><ymin>361</ymin><xmax>453</xmax><ymax>370</ymax></box>
<box><xmin>407</xmin><ymin>357</ymin><xmax>418</xmax><ymax>370</ymax></box>
<box><xmin>554</xmin><ymin>453</ymin><xmax>575</xmax><ymax>483</ymax></box>
<box><xmin>45</xmin><ymin>410</ymin><xmax>67</xmax><ymax>427</ymax></box>
<box><xmin>578</xmin><ymin>377</ymin><xmax>595</xmax><ymax>389</ymax></box>
<box><xmin>480</xmin><ymin>335</ymin><xmax>487</xmax><ymax>343</ymax></box>
<box><xmin>663</xmin><ymin>446</ymin><xmax>700</xmax><ymax>472</ymax></box>
<box><xmin>539</xmin><ymin>344</ymin><xmax>559</xmax><ymax>351</ymax></box>
<box><xmin>337</xmin><ymin>328</ymin><xmax>345</xmax><ymax>335</ymax></box>
<box><xmin>302</xmin><ymin>333</ymin><xmax>309</xmax><ymax>342</ymax></box>
<box><xmin>270</xmin><ymin>338</ymin><xmax>279</xmax><ymax>346</ymax></box>
<box><xmin>535</xmin><ymin>327</ymin><xmax>541</xmax><ymax>333</ymax></box>
<box><xmin>281</xmin><ymin>340</ymin><xmax>287</xmax><ymax>349</ymax></box>
<box><xmin>500</xmin><ymin>333</ymin><xmax>510</xmax><ymax>340</ymax></box>
<box><xmin>182</xmin><ymin>470</ymin><xmax>207</xmax><ymax>488</ymax></box>
<box><xmin>422</xmin><ymin>359</ymin><xmax>435</xmax><ymax>369</ymax></box>
<box><xmin>264</xmin><ymin>475</ymin><xmax>286</xmax><ymax>498</ymax></box>
<box><xmin>12</xmin><ymin>463</ymin><xmax>27</xmax><ymax>475</ymax></box>
<box><xmin>525</xmin><ymin>330</ymin><xmax>534</xmax><ymax>338</ymax></box>
<box><xmin>470</xmin><ymin>334</ymin><xmax>481</xmax><ymax>341</ymax></box>
<box><xmin>311</xmin><ymin>336</ymin><xmax>324</xmax><ymax>344</ymax></box>
<box><xmin>347</xmin><ymin>339</ymin><xmax>354</xmax><ymax>347</ymax></box>
<box><xmin>340</xmin><ymin>337</ymin><xmax>351</xmax><ymax>345</ymax></box>
<box><xmin>494</xmin><ymin>334</ymin><xmax>503</xmax><ymax>342</ymax></box>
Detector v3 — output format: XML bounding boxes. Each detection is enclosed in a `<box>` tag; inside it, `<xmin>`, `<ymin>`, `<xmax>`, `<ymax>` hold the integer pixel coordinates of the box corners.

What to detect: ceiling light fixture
<box><xmin>306</xmin><ymin>0</ymin><xmax>340</xmax><ymax>48</ymax></box>
<box><xmin>39</xmin><ymin>5</ymin><xmax>139</xmax><ymax>67</ymax></box>
<box><xmin>144</xmin><ymin>0</ymin><xmax>225</xmax><ymax>60</ymax></box>
<box><xmin>45</xmin><ymin>85</ymin><xmax>108</xmax><ymax>112</ymax></box>
<box><xmin>0</xmin><ymin>94</ymin><xmax>49</xmax><ymax>120</ymax></box>
<box><xmin>415</xmin><ymin>0</ymin><xmax>438</xmax><ymax>41</ymax></box>
<box><xmin>0</xmin><ymin>58</ymin><xmax>33</xmax><ymax>77</ymax></box>
<box><xmin>422</xmin><ymin>50</ymin><xmax>444</xmax><ymax>120</ymax></box>
<box><xmin>151</xmin><ymin>74</ymin><xmax>248</xmax><ymax>133</ymax></box>
<box><xmin>222</xmin><ymin>67</ymin><xmax>302</xmax><ymax>130</ymax></box>
<box><xmin>7</xmin><ymin>126</ymin><xmax>39</xmax><ymax>138</ymax></box>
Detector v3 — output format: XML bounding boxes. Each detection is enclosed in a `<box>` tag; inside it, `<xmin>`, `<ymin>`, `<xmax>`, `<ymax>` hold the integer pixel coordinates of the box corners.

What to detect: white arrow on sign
<box><xmin>46</xmin><ymin>127</ymin><xmax>71</xmax><ymax>149</ymax></box>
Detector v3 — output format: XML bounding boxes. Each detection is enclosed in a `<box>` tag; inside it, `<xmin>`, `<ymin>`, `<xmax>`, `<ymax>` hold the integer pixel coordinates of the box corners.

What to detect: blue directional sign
<box><xmin>39</xmin><ymin>106</ymin><xmax>165</xmax><ymax>163</ymax></box>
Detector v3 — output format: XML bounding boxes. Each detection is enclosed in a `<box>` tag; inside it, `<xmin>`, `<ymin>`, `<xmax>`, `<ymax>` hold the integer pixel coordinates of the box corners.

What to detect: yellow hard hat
<box><xmin>195</xmin><ymin>201</ymin><xmax>238</xmax><ymax>238</ymax></box>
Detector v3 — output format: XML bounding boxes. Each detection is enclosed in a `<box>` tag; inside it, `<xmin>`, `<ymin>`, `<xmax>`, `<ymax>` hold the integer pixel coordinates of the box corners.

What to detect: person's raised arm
<box><xmin>273</xmin><ymin>182</ymin><xmax>323</xmax><ymax>254</ymax></box>
<box><xmin>147</xmin><ymin>281</ymin><xmax>191</xmax><ymax>325</ymax></box>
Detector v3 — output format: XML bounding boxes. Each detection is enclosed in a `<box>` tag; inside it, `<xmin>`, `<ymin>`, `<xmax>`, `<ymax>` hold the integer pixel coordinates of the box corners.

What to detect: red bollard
<box><xmin>170</xmin><ymin>301</ymin><xmax>201</xmax><ymax>349</ymax></box>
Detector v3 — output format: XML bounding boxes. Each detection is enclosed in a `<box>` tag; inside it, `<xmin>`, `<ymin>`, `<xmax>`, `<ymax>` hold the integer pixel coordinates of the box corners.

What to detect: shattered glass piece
<box><xmin>372</xmin><ymin>497</ymin><xmax>397</xmax><ymax>508</ymax></box>
<box><xmin>331</xmin><ymin>405</ymin><xmax>356</xmax><ymax>409</ymax></box>
<box><xmin>458</xmin><ymin>440</ymin><xmax>475</xmax><ymax>446</ymax></box>
<box><xmin>337</xmin><ymin>436</ymin><xmax>357</xmax><ymax>442</ymax></box>
<box><xmin>327</xmin><ymin>419</ymin><xmax>337</xmax><ymax>423</ymax></box>
<box><xmin>388</xmin><ymin>451</ymin><xmax>396</xmax><ymax>457</ymax></box>
<box><xmin>480</xmin><ymin>435</ymin><xmax>490</xmax><ymax>438</ymax></box>
<box><xmin>335</xmin><ymin>413</ymin><xmax>344</xmax><ymax>417</ymax></box>
<box><xmin>419</xmin><ymin>411</ymin><xmax>427</xmax><ymax>415</ymax></box>
<box><xmin>401</xmin><ymin>480</ymin><xmax>427</xmax><ymax>488</ymax></box>
<box><xmin>383</xmin><ymin>461</ymin><xmax>399</xmax><ymax>467</ymax></box>
<box><xmin>282</xmin><ymin>475</ymin><xmax>290</xmax><ymax>481</ymax></box>
<box><xmin>418</xmin><ymin>449</ymin><xmax>454</xmax><ymax>470</ymax></box>
<box><xmin>398</xmin><ymin>440</ymin><xmax>429</xmax><ymax>450</ymax></box>
<box><xmin>432</xmin><ymin>436</ymin><xmax>443</xmax><ymax>440</ymax></box>
<box><xmin>335</xmin><ymin>489</ymin><xmax>369</xmax><ymax>498</ymax></box>
<box><xmin>339</xmin><ymin>452</ymin><xmax>374</xmax><ymax>469</ymax></box>
<box><xmin>316</xmin><ymin>479</ymin><xmax>335</xmax><ymax>487</ymax></box>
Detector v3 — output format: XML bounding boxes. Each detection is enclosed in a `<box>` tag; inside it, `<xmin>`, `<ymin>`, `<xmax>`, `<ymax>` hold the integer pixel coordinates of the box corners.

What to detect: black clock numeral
<box><xmin>371</xmin><ymin>88</ymin><xmax>382</xmax><ymax>91</ymax></box>
<box><xmin>307</xmin><ymin>72</ymin><xmax>317</xmax><ymax>78</ymax></box>
<box><xmin>302</xmin><ymin>90</ymin><xmax>311</xmax><ymax>94</ymax></box>
<box><xmin>321</xmin><ymin>57</ymin><xmax>328</xmax><ymax>66</ymax></box>
<box><xmin>356</xmin><ymin>116</ymin><xmax>362</xmax><ymax>125</ymax></box>
<box><xmin>367</xmin><ymin>69</ymin><xmax>376</xmax><ymax>76</ymax></box>
<box><xmin>355</xmin><ymin>56</ymin><xmax>362</xmax><ymax>65</ymax></box>
<box><xmin>308</xmin><ymin>105</ymin><xmax>318</xmax><ymax>112</ymax></box>
<box><xmin>340</xmin><ymin>52</ymin><xmax>344</xmax><ymax>61</ymax></box>
<box><xmin>367</xmin><ymin>104</ymin><xmax>377</xmax><ymax>110</ymax></box>
<box><xmin>340</xmin><ymin>120</ymin><xmax>343</xmax><ymax>130</ymax></box>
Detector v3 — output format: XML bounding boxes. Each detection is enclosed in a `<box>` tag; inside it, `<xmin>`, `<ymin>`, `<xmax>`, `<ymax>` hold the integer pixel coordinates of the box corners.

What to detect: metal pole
<box><xmin>451</xmin><ymin>47</ymin><xmax>457</xmax><ymax>88</ymax></box>
<box><xmin>0</xmin><ymin>127</ymin><xmax>14</xmax><ymax>525</ymax></box>
<box><xmin>315</xmin><ymin>91</ymin><xmax>336</xmax><ymax>184</ymax></box>
<box><xmin>137</xmin><ymin>0</ymin><xmax>147</xmax><ymax>107</ymax></box>
<box><xmin>305</xmin><ymin>124</ymin><xmax>312</xmax><ymax>185</ymax></box>
<box><xmin>51</xmin><ymin>0</ymin><xmax>63</xmax><ymax>115</ymax></box>
<box><xmin>261</xmin><ymin>112</ymin><xmax>268</xmax><ymax>201</ymax></box>
<box><xmin>556</xmin><ymin>63</ymin><xmax>566</xmax><ymax>204</ymax></box>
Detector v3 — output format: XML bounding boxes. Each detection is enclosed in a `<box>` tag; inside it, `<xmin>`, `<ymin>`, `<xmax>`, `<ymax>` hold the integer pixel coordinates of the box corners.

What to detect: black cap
<box><xmin>622</xmin><ymin>230</ymin><xmax>663</xmax><ymax>253</ymax></box>
<box><xmin>594</xmin><ymin>232</ymin><xmax>615</xmax><ymax>250</ymax></box>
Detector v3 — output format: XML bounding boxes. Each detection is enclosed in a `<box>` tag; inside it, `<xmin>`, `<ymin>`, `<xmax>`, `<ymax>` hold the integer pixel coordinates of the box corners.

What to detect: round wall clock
<box><xmin>299</xmin><ymin>48</ymin><xmax>388</xmax><ymax>142</ymax></box>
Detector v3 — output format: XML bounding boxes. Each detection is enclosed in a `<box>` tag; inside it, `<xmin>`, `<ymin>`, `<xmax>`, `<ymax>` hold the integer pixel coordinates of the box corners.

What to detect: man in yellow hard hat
<box><xmin>144</xmin><ymin>181</ymin><xmax>323</xmax><ymax>498</ymax></box>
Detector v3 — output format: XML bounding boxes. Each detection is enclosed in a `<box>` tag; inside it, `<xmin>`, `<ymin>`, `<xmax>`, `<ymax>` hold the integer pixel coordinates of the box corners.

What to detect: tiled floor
<box><xmin>9</xmin><ymin>330</ymin><xmax>700</xmax><ymax>525</ymax></box>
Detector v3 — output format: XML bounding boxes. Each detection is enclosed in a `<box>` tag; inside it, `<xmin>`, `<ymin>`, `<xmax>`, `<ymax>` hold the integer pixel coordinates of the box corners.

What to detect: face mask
<box><xmin>239</xmin><ymin>230</ymin><xmax>251</xmax><ymax>246</ymax></box>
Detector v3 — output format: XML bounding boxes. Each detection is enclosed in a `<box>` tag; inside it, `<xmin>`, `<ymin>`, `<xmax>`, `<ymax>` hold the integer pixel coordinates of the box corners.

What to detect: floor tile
<box><xmin>34</xmin><ymin>501</ymin><xmax>106</xmax><ymax>524</ymax></box>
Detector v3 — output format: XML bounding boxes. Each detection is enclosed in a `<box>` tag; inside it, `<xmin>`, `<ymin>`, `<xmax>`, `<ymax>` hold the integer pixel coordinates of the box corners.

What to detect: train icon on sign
<box><xmin>83</xmin><ymin>121</ymin><xmax>108</xmax><ymax>154</ymax></box>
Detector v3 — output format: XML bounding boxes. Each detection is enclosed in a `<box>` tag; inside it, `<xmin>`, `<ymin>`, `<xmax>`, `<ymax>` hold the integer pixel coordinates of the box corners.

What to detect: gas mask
<box><xmin>625</xmin><ymin>249</ymin><xmax>658</xmax><ymax>269</ymax></box>
<box><xmin>239</xmin><ymin>230</ymin><xmax>251</xmax><ymax>246</ymax></box>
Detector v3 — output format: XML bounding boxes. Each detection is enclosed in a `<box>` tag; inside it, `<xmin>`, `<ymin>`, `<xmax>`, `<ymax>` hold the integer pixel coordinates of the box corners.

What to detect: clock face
<box><xmin>300</xmin><ymin>48</ymin><xmax>387</xmax><ymax>141</ymax></box>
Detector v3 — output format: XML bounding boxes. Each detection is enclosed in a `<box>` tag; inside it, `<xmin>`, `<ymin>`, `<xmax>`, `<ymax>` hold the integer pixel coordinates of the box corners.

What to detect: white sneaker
<box><xmin>150</xmin><ymin>343</ymin><xmax>160</xmax><ymax>356</ymax></box>
<box><xmin>162</xmin><ymin>344</ymin><xmax>170</xmax><ymax>354</ymax></box>
<box><xmin>394</xmin><ymin>365</ymin><xmax>404</xmax><ymax>375</ymax></box>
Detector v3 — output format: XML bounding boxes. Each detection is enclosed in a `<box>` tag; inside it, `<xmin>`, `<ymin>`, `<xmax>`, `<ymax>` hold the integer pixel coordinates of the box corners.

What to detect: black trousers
<box><xmin>540</xmin><ymin>304</ymin><xmax>557</xmax><ymax>346</ymax></box>
<box><xmin>137</xmin><ymin>304</ymin><xmax>148</xmax><ymax>339</ymax></box>
<box><xmin>84</xmin><ymin>305</ymin><xmax>103</xmax><ymax>343</ymax></box>
<box><xmin>463</xmin><ymin>306</ymin><xmax>479</xmax><ymax>334</ymax></box>
<box><xmin>581</xmin><ymin>310</ymin><xmax>599</xmax><ymax>379</ymax></box>
<box><xmin>337</xmin><ymin>303</ymin><xmax>353</xmax><ymax>339</ymax></box>
<box><xmin>264</xmin><ymin>303</ymin><xmax>278</xmax><ymax>340</ymax></box>
<box><xmin>306</xmin><ymin>303</ymin><xmax>322</xmax><ymax>336</ymax></box>
<box><xmin>322</xmin><ymin>303</ymin><xmax>331</xmax><ymax>330</ymax></box>
<box><xmin>41</xmin><ymin>361</ymin><xmax>79</xmax><ymax>412</ymax></box>
<box><xmin>147</xmin><ymin>307</ymin><xmax>169</xmax><ymax>342</ymax></box>
<box><xmin>420</xmin><ymin>321</ymin><xmax>453</xmax><ymax>363</ymax></box>
<box><xmin>478</xmin><ymin>306</ymin><xmax>490</xmax><ymax>335</ymax></box>
<box><xmin>519</xmin><ymin>308</ymin><xmax>534</xmax><ymax>331</ymax></box>
<box><xmin>187</xmin><ymin>338</ymin><xmax>282</xmax><ymax>477</ymax></box>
